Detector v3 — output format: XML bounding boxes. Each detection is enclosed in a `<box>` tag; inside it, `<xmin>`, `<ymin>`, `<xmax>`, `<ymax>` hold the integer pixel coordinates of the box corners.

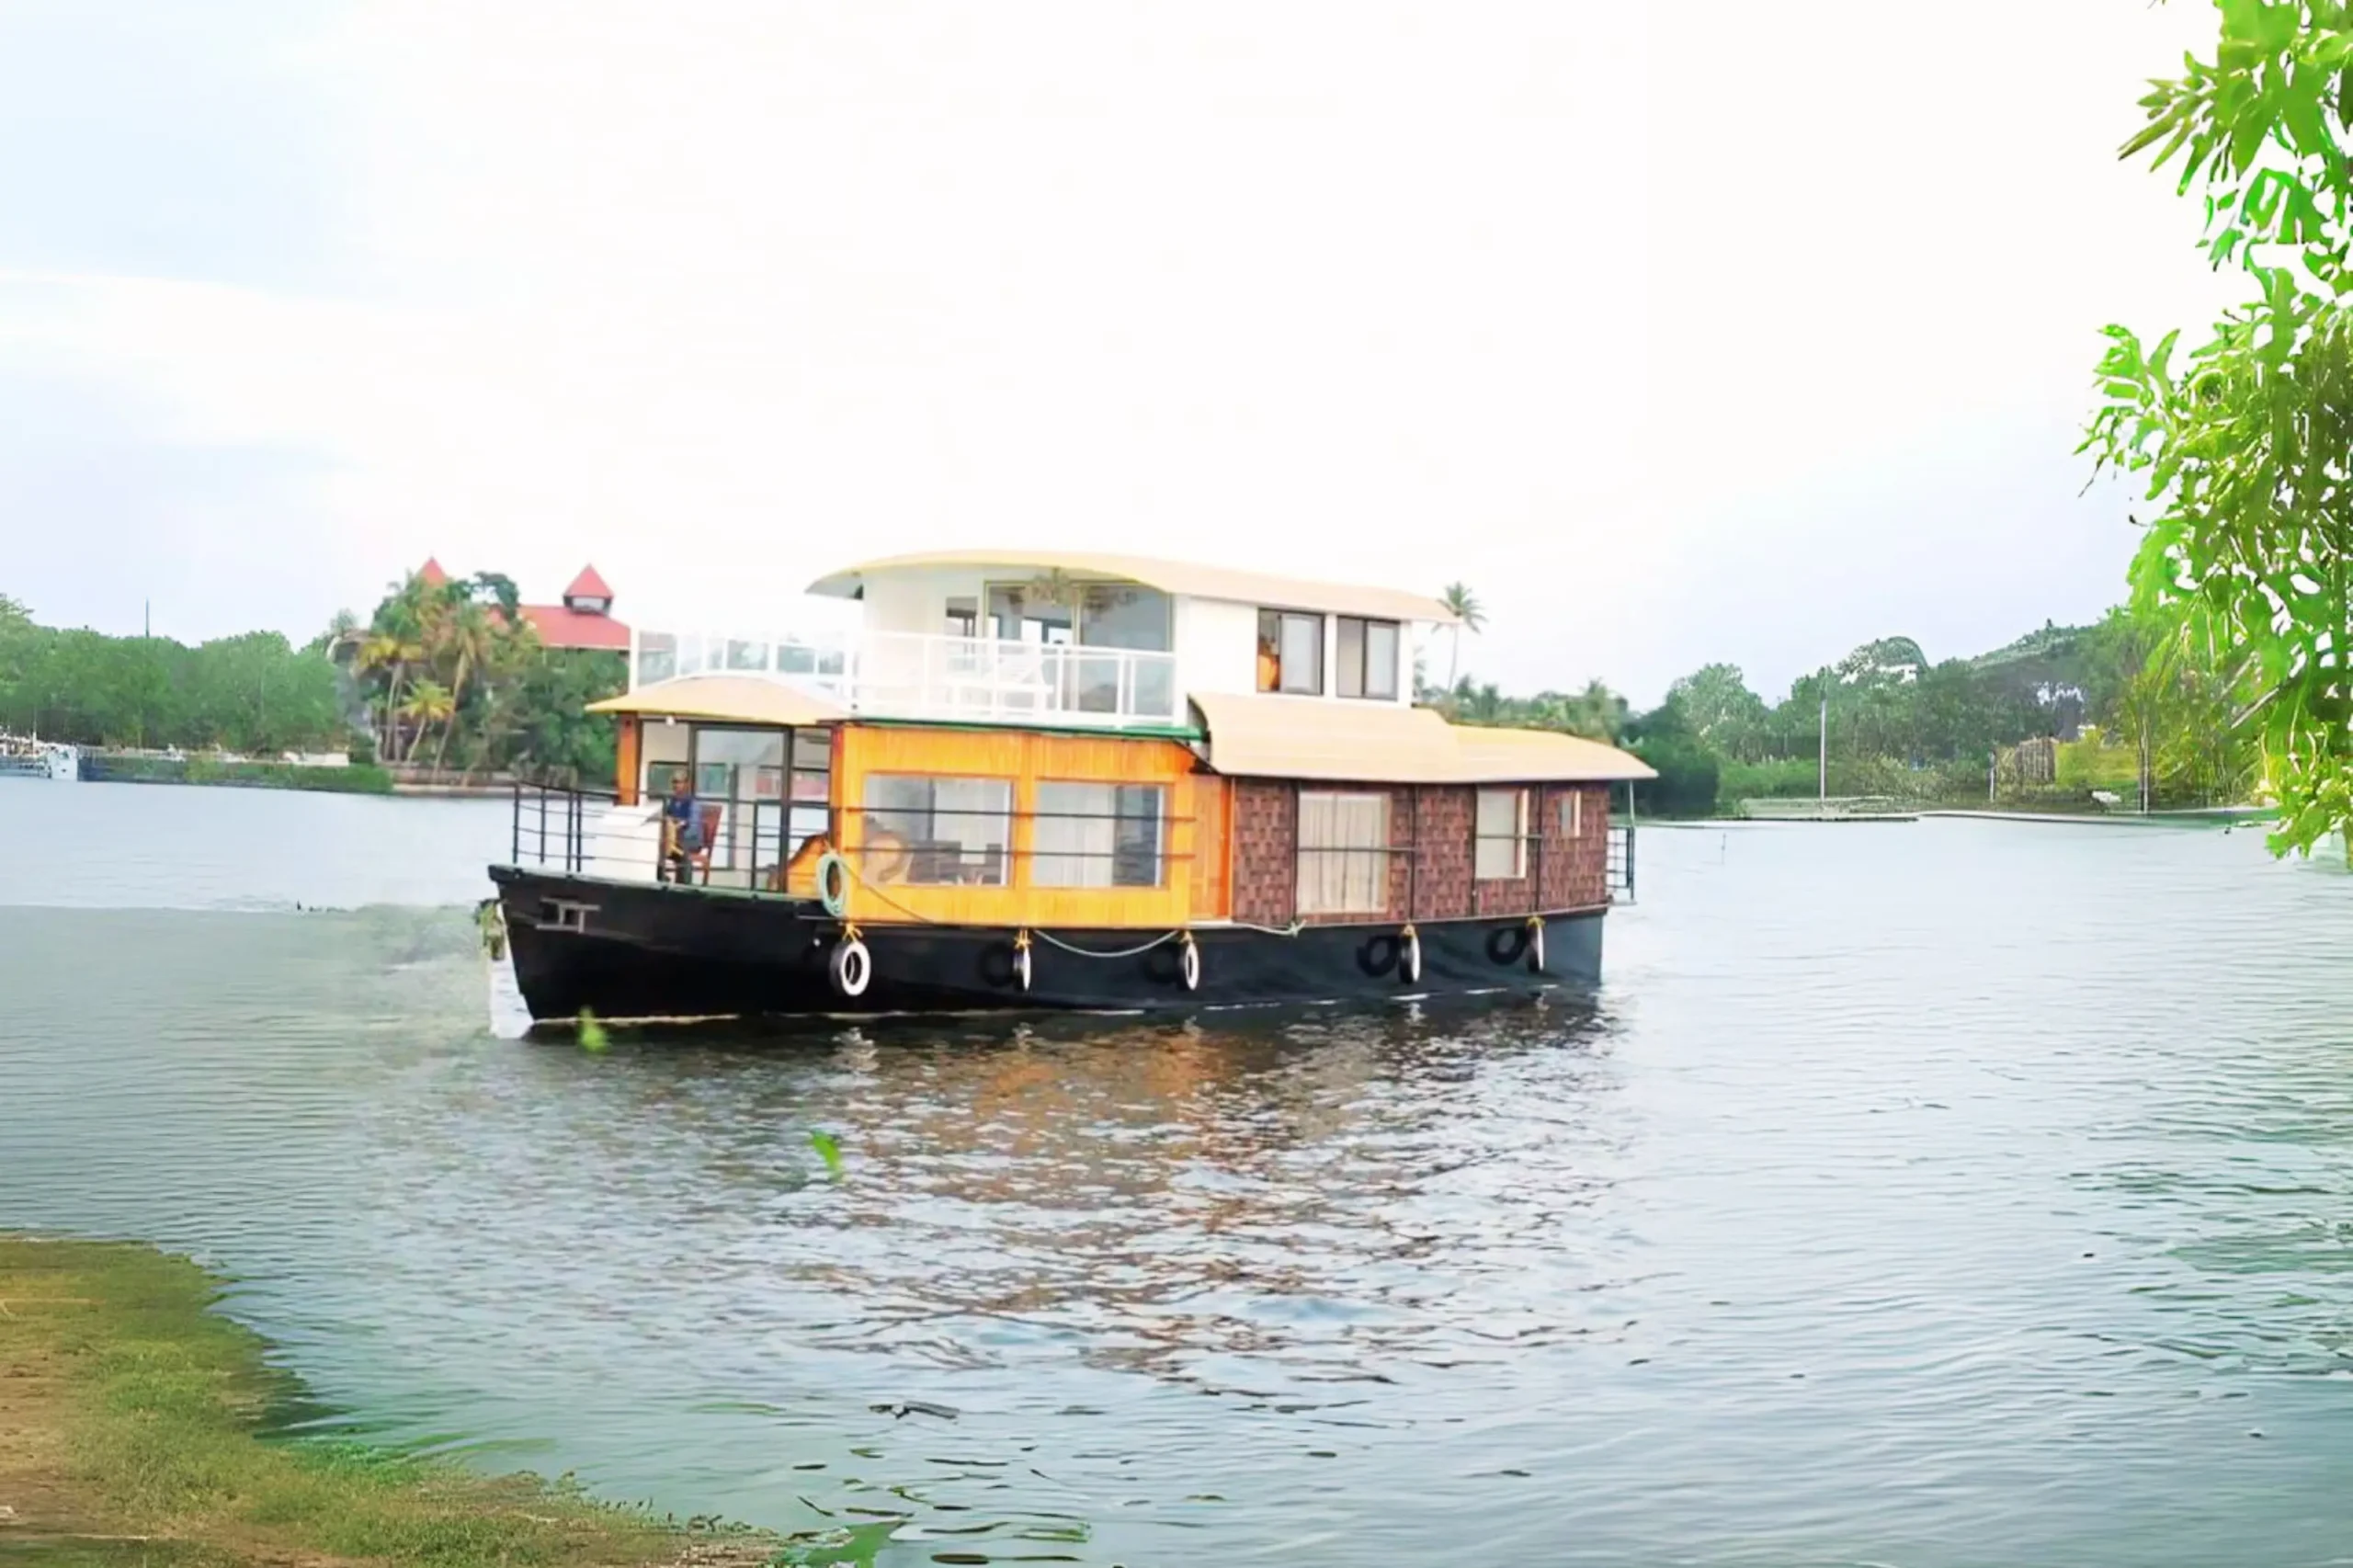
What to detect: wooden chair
<box><xmin>660</xmin><ymin>803</ymin><xmax>725</xmax><ymax>884</ymax></box>
<box><xmin>688</xmin><ymin>803</ymin><xmax>722</xmax><ymax>882</ymax></box>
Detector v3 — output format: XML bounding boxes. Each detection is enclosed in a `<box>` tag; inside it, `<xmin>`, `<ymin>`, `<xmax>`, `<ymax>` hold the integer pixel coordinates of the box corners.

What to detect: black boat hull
<box><xmin>489</xmin><ymin>865</ymin><xmax>1608</xmax><ymax>1021</ymax></box>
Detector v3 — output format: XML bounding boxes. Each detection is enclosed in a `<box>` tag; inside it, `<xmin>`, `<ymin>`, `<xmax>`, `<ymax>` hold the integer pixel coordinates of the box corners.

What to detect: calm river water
<box><xmin>6</xmin><ymin>782</ymin><xmax>2353</xmax><ymax>1564</ymax></box>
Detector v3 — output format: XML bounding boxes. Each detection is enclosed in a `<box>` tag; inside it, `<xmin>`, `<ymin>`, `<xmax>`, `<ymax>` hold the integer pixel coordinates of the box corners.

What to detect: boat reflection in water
<box><xmin>554</xmin><ymin>995</ymin><xmax>1625</xmax><ymax>1391</ymax></box>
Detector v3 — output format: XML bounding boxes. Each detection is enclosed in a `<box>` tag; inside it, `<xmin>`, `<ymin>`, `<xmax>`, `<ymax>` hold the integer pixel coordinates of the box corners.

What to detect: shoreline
<box><xmin>0</xmin><ymin>1233</ymin><xmax>774</xmax><ymax>1567</ymax></box>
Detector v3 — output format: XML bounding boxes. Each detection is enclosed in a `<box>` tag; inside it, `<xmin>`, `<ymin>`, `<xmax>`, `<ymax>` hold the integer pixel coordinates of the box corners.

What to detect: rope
<box><xmin>1231</xmin><ymin>919</ymin><xmax>1306</xmax><ymax>937</ymax></box>
<box><xmin>833</xmin><ymin>852</ymin><xmax>951</xmax><ymax>926</ymax></box>
<box><xmin>829</xmin><ymin>851</ymin><xmax>1289</xmax><ymax>956</ymax></box>
<box><xmin>1032</xmin><ymin>928</ymin><xmax>1183</xmax><ymax>960</ymax></box>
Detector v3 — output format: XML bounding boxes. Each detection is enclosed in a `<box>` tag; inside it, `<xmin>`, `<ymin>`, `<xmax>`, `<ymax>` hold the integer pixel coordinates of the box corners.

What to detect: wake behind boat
<box><xmin>488</xmin><ymin>550</ymin><xmax>1653</xmax><ymax>1022</ymax></box>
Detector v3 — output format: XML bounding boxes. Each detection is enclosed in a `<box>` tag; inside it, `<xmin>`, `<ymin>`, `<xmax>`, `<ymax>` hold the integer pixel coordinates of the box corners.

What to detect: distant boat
<box><xmin>0</xmin><ymin>734</ymin><xmax>79</xmax><ymax>782</ymax></box>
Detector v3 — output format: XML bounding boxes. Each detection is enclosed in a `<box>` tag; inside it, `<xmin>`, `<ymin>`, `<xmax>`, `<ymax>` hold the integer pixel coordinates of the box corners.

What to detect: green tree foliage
<box><xmin>344</xmin><ymin>569</ymin><xmax>626</xmax><ymax>784</ymax></box>
<box><xmin>1430</xmin><ymin>675</ymin><xmax>1628</xmax><ymax>741</ymax></box>
<box><xmin>0</xmin><ymin>601</ymin><xmax>345</xmax><ymax>753</ymax></box>
<box><xmin>2085</xmin><ymin>1</ymin><xmax>2353</xmax><ymax>852</ymax></box>
<box><xmin>1665</xmin><ymin>663</ymin><xmax>1770</xmax><ymax>761</ymax></box>
<box><xmin>0</xmin><ymin>574</ymin><xmax>625</xmax><ymax>781</ymax></box>
<box><xmin>1433</xmin><ymin>608</ymin><xmax>2245</xmax><ymax>817</ymax></box>
<box><xmin>1622</xmin><ymin>698</ymin><xmax>1722</xmax><ymax>815</ymax></box>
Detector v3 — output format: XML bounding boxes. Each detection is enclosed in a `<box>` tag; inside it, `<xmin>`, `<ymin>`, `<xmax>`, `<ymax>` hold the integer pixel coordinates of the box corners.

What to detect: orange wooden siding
<box><xmin>1188</xmin><ymin>775</ymin><xmax>1232</xmax><ymax>921</ymax></box>
<box><xmin>614</xmin><ymin>717</ymin><xmax>642</xmax><ymax>805</ymax></box>
<box><xmin>835</xmin><ymin>724</ymin><xmax>1224</xmax><ymax>929</ymax></box>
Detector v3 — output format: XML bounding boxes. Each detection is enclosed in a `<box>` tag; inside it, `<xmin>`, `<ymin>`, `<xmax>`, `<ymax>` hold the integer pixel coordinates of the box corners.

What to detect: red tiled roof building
<box><xmin>521</xmin><ymin>564</ymin><xmax>631</xmax><ymax>652</ymax></box>
<box><xmin>412</xmin><ymin>560</ymin><xmax>631</xmax><ymax>652</ymax></box>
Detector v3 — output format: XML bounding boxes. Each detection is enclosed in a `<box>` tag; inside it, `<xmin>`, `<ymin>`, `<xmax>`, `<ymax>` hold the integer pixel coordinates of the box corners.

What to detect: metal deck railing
<box><xmin>508</xmin><ymin>780</ymin><xmax>806</xmax><ymax>891</ymax></box>
<box><xmin>628</xmin><ymin>629</ymin><xmax>1183</xmax><ymax>729</ymax></box>
<box><xmin>1607</xmin><ymin>823</ymin><xmax>1635</xmax><ymax>903</ymax></box>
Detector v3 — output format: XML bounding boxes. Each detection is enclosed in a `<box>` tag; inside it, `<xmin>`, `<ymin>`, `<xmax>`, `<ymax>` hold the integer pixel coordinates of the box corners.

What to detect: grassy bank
<box><xmin>80</xmin><ymin>756</ymin><xmax>395</xmax><ymax>794</ymax></box>
<box><xmin>0</xmin><ymin>1234</ymin><xmax>768</xmax><ymax>1566</ymax></box>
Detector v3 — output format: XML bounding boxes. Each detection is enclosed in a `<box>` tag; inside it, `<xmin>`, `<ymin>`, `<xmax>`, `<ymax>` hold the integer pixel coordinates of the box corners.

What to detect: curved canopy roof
<box><xmin>1189</xmin><ymin>692</ymin><xmax>1654</xmax><ymax>784</ymax></box>
<box><xmin>587</xmin><ymin>674</ymin><xmax>846</xmax><ymax>727</ymax></box>
<box><xmin>807</xmin><ymin>549</ymin><xmax>1457</xmax><ymax>626</ymax></box>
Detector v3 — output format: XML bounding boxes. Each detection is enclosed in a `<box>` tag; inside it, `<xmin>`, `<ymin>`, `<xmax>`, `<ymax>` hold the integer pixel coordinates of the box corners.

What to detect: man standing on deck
<box><xmin>659</xmin><ymin>767</ymin><xmax>704</xmax><ymax>882</ymax></box>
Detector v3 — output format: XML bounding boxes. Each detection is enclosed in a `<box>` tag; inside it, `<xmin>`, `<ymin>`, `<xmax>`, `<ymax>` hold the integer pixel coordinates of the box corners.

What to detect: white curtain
<box><xmin>1034</xmin><ymin>783</ymin><xmax>1115</xmax><ymax>887</ymax></box>
<box><xmin>1475</xmin><ymin>789</ymin><xmax>1527</xmax><ymax>880</ymax></box>
<box><xmin>1297</xmin><ymin>792</ymin><xmax>1387</xmax><ymax>915</ymax></box>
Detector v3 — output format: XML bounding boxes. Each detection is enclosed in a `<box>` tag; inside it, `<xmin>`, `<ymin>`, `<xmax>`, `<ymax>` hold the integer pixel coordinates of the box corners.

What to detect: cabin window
<box><xmin>1296</xmin><ymin>791</ymin><xmax>1389</xmax><ymax>915</ymax></box>
<box><xmin>1336</xmin><ymin>617</ymin><xmax>1401</xmax><ymax>700</ymax></box>
<box><xmin>861</xmin><ymin>775</ymin><xmax>1014</xmax><ymax>885</ymax></box>
<box><xmin>1074</xmin><ymin>585</ymin><xmax>1176</xmax><ymax>715</ymax></box>
<box><xmin>1032</xmin><ymin>782</ymin><xmax>1167</xmax><ymax>888</ymax></box>
<box><xmin>1256</xmin><ymin>609</ymin><xmax>1324</xmax><ymax>695</ymax></box>
<box><xmin>636</xmin><ymin>631</ymin><xmax>678</xmax><ymax>686</ymax></box>
<box><xmin>1561</xmin><ymin>790</ymin><xmax>1585</xmax><ymax>839</ymax></box>
<box><xmin>944</xmin><ymin>597</ymin><xmax>979</xmax><ymax>638</ymax></box>
<box><xmin>987</xmin><ymin>584</ymin><xmax>1075</xmax><ymax>645</ymax></box>
<box><xmin>693</xmin><ymin>726</ymin><xmax>786</xmax><ymax>803</ymax></box>
<box><xmin>1077</xmin><ymin>584</ymin><xmax>1174</xmax><ymax>652</ymax></box>
<box><xmin>641</xmin><ymin>719</ymin><xmax>691</xmax><ymax>797</ymax></box>
<box><xmin>789</xmin><ymin>729</ymin><xmax>835</xmax><ymax>852</ymax></box>
<box><xmin>1475</xmin><ymin>789</ymin><xmax>1529</xmax><ymax>880</ymax></box>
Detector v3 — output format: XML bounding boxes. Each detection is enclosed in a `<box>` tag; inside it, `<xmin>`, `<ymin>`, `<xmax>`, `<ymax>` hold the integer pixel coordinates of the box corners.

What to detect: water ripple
<box><xmin>12</xmin><ymin>801</ymin><xmax>2353</xmax><ymax>1562</ymax></box>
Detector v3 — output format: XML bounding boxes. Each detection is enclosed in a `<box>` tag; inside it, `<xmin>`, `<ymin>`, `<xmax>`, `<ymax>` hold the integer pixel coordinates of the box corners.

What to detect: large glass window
<box><xmin>1256</xmin><ymin>609</ymin><xmax>1325</xmax><ymax>695</ymax></box>
<box><xmin>1296</xmin><ymin>791</ymin><xmax>1389</xmax><ymax>915</ymax></box>
<box><xmin>641</xmin><ymin>720</ymin><xmax>690</xmax><ymax>797</ymax></box>
<box><xmin>1079</xmin><ymin>585</ymin><xmax>1173</xmax><ymax>651</ymax></box>
<box><xmin>861</xmin><ymin>775</ymin><xmax>1015</xmax><ymax>885</ymax></box>
<box><xmin>789</xmin><ymin>729</ymin><xmax>834</xmax><ymax>852</ymax></box>
<box><xmin>1336</xmin><ymin>617</ymin><xmax>1401</xmax><ymax>700</ymax></box>
<box><xmin>1475</xmin><ymin>789</ymin><xmax>1529</xmax><ymax>880</ymax></box>
<box><xmin>1075</xmin><ymin>585</ymin><xmax>1174</xmax><ymax>715</ymax></box>
<box><xmin>1033</xmin><ymin>782</ymin><xmax>1167</xmax><ymax>888</ymax></box>
<box><xmin>635</xmin><ymin>632</ymin><xmax>678</xmax><ymax>686</ymax></box>
<box><xmin>987</xmin><ymin>584</ymin><xmax>1076</xmax><ymax>645</ymax></box>
<box><xmin>694</xmin><ymin>727</ymin><xmax>785</xmax><ymax>803</ymax></box>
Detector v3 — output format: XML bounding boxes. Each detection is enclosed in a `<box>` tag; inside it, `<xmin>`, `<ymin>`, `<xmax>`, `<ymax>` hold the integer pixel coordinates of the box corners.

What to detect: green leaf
<box><xmin>808</xmin><ymin>1128</ymin><xmax>845</xmax><ymax>1180</ymax></box>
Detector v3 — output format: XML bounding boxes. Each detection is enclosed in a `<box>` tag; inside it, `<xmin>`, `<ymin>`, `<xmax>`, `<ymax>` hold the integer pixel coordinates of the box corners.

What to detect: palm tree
<box><xmin>356</xmin><ymin>631</ymin><xmax>421</xmax><ymax>759</ymax></box>
<box><xmin>1440</xmin><ymin>582</ymin><xmax>1485</xmax><ymax>690</ymax></box>
<box><xmin>429</xmin><ymin>597</ymin><xmax>512</xmax><ymax>773</ymax></box>
<box><xmin>398</xmin><ymin>680</ymin><xmax>455</xmax><ymax>766</ymax></box>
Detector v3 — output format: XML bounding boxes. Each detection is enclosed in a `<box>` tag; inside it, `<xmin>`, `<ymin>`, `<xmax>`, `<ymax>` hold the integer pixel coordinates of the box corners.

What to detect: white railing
<box><xmin>631</xmin><ymin>630</ymin><xmax>1181</xmax><ymax>727</ymax></box>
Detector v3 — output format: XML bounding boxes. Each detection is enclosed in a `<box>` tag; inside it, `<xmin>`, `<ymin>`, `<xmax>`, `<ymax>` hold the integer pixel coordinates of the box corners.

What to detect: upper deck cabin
<box><xmin>540</xmin><ymin>550</ymin><xmax>1650</xmax><ymax>930</ymax></box>
<box><xmin>623</xmin><ymin>550</ymin><xmax>1452</xmax><ymax>731</ymax></box>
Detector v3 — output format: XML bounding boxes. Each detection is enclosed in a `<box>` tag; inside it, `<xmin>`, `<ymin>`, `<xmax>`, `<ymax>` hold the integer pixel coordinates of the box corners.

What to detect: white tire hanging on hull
<box><xmin>829</xmin><ymin>936</ymin><xmax>871</xmax><ymax>998</ymax></box>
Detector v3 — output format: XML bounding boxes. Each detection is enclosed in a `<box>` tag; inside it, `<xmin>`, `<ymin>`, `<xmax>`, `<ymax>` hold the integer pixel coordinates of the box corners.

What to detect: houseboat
<box><xmin>0</xmin><ymin>733</ymin><xmax>79</xmax><ymax>781</ymax></box>
<box><xmin>487</xmin><ymin>551</ymin><xmax>1653</xmax><ymax>1020</ymax></box>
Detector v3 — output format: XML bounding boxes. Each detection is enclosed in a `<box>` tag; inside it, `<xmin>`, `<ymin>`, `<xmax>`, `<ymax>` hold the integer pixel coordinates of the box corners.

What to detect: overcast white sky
<box><xmin>0</xmin><ymin>0</ymin><xmax>2239</xmax><ymax>702</ymax></box>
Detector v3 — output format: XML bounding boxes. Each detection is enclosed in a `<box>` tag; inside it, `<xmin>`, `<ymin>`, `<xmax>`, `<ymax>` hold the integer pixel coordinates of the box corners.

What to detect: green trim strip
<box><xmin>848</xmin><ymin>716</ymin><xmax>1203</xmax><ymax>742</ymax></box>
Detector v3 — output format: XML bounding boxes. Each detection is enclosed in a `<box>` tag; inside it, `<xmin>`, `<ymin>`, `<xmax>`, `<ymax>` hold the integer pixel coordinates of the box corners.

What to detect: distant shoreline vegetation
<box><xmin>1424</xmin><ymin>604</ymin><xmax>2248</xmax><ymax>821</ymax></box>
<box><xmin>7</xmin><ymin>581</ymin><xmax>2239</xmax><ymax>818</ymax></box>
<box><xmin>0</xmin><ymin>575</ymin><xmax>625</xmax><ymax>792</ymax></box>
<box><xmin>80</xmin><ymin>753</ymin><xmax>397</xmax><ymax>794</ymax></box>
